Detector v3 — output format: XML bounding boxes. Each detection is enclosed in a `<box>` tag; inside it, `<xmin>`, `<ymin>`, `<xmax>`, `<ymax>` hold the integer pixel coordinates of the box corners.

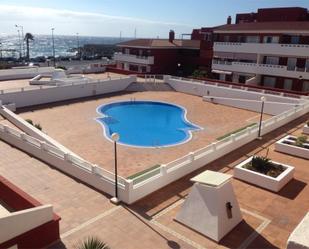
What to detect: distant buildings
<box><xmin>113</xmin><ymin>7</ymin><xmax>309</xmax><ymax>93</ymax></box>
<box><xmin>114</xmin><ymin>31</ymin><xmax>200</xmax><ymax>75</ymax></box>
<box><xmin>211</xmin><ymin>7</ymin><xmax>309</xmax><ymax>92</ymax></box>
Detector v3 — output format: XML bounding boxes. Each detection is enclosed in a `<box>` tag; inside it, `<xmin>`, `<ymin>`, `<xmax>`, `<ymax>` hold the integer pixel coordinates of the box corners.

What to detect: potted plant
<box><xmin>75</xmin><ymin>237</ymin><xmax>110</xmax><ymax>249</ymax></box>
<box><xmin>233</xmin><ymin>151</ymin><xmax>294</xmax><ymax>192</ymax></box>
<box><xmin>275</xmin><ymin>135</ymin><xmax>309</xmax><ymax>159</ymax></box>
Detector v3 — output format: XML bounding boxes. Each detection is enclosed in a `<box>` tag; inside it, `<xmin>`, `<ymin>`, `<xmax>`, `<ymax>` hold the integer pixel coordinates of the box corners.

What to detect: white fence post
<box><xmin>91</xmin><ymin>164</ymin><xmax>99</xmax><ymax>175</ymax></box>
<box><xmin>20</xmin><ymin>132</ymin><xmax>27</xmax><ymax>141</ymax></box>
<box><xmin>188</xmin><ymin>152</ymin><xmax>195</xmax><ymax>162</ymax></box>
<box><xmin>40</xmin><ymin>141</ymin><xmax>47</xmax><ymax>150</ymax></box>
<box><xmin>160</xmin><ymin>164</ymin><xmax>167</xmax><ymax>176</ymax></box>
<box><xmin>64</xmin><ymin>153</ymin><xmax>71</xmax><ymax>162</ymax></box>
<box><xmin>211</xmin><ymin>142</ymin><xmax>217</xmax><ymax>151</ymax></box>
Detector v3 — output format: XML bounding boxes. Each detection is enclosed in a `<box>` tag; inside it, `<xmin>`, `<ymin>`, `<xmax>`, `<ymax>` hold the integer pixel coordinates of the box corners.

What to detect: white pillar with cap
<box><xmin>175</xmin><ymin>170</ymin><xmax>242</xmax><ymax>242</ymax></box>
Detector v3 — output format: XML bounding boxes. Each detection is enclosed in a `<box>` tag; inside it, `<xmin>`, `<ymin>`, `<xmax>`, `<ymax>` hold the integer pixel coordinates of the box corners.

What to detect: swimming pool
<box><xmin>96</xmin><ymin>101</ymin><xmax>201</xmax><ymax>147</ymax></box>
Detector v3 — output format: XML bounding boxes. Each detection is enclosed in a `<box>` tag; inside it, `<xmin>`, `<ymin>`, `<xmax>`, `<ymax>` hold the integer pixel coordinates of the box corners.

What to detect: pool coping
<box><xmin>94</xmin><ymin>99</ymin><xmax>203</xmax><ymax>149</ymax></box>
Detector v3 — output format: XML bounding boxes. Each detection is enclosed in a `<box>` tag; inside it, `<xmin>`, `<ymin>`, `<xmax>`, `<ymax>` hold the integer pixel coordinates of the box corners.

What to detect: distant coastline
<box><xmin>0</xmin><ymin>34</ymin><xmax>131</xmax><ymax>58</ymax></box>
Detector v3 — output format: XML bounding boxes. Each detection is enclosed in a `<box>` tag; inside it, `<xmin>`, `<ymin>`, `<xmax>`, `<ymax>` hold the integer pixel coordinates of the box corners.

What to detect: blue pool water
<box><xmin>96</xmin><ymin>101</ymin><xmax>201</xmax><ymax>147</ymax></box>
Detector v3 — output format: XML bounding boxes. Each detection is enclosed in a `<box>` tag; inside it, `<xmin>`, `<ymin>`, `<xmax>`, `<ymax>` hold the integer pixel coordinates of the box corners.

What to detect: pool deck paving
<box><xmin>0</xmin><ymin>105</ymin><xmax>308</xmax><ymax>248</ymax></box>
<box><xmin>17</xmin><ymin>91</ymin><xmax>270</xmax><ymax>178</ymax></box>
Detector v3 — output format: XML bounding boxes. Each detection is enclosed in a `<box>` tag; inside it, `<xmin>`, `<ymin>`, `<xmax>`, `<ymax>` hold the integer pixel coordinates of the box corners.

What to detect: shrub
<box><xmin>295</xmin><ymin>135</ymin><xmax>308</xmax><ymax>148</ymax></box>
<box><xmin>25</xmin><ymin>119</ymin><xmax>33</xmax><ymax>125</ymax></box>
<box><xmin>34</xmin><ymin>123</ymin><xmax>42</xmax><ymax>131</ymax></box>
<box><xmin>56</xmin><ymin>65</ymin><xmax>67</xmax><ymax>70</ymax></box>
<box><xmin>250</xmin><ymin>156</ymin><xmax>272</xmax><ymax>174</ymax></box>
<box><xmin>75</xmin><ymin>237</ymin><xmax>110</xmax><ymax>249</ymax></box>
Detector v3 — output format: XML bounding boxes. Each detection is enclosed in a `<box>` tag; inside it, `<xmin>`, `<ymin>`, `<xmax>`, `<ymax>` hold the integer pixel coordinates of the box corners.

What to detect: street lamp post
<box><xmin>76</xmin><ymin>33</ymin><xmax>80</xmax><ymax>60</ymax></box>
<box><xmin>51</xmin><ymin>28</ymin><xmax>56</xmax><ymax>67</ymax></box>
<box><xmin>15</xmin><ymin>25</ymin><xmax>24</xmax><ymax>58</ymax></box>
<box><xmin>16</xmin><ymin>29</ymin><xmax>22</xmax><ymax>59</ymax></box>
<box><xmin>110</xmin><ymin>133</ymin><xmax>120</xmax><ymax>205</ymax></box>
<box><xmin>257</xmin><ymin>96</ymin><xmax>266</xmax><ymax>139</ymax></box>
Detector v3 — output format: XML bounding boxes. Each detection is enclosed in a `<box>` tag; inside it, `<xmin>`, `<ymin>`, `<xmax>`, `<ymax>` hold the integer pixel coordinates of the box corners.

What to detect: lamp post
<box><xmin>15</xmin><ymin>24</ymin><xmax>24</xmax><ymax>58</ymax></box>
<box><xmin>51</xmin><ymin>28</ymin><xmax>56</xmax><ymax>67</ymax></box>
<box><xmin>76</xmin><ymin>33</ymin><xmax>80</xmax><ymax>60</ymax></box>
<box><xmin>257</xmin><ymin>96</ymin><xmax>266</xmax><ymax>139</ymax></box>
<box><xmin>16</xmin><ymin>28</ymin><xmax>22</xmax><ymax>59</ymax></box>
<box><xmin>110</xmin><ymin>133</ymin><xmax>120</xmax><ymax>205</ymax></box>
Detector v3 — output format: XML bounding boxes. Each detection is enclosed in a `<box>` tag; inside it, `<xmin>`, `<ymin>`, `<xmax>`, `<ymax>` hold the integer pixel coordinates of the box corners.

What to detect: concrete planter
<box><xmin>275</xmin><ymin>135</ymin><xmax>309</xmax><ymax>160</ymax></box>
<box><xmin>233</xmin><ymin>156</ymin><xmax>294</xmax><ymax>192</ymax></box>
<box><xmin>303</xmin><ymin>124</ymin><xmax>309</xmax><ymax>135</ymax></box>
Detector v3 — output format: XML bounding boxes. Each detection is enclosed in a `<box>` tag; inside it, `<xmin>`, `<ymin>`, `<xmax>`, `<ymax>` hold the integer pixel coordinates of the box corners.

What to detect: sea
<box><xmin>0</xmin><ymin>34</ymin><xmax>127</xmax><ymax>58</ymax></box>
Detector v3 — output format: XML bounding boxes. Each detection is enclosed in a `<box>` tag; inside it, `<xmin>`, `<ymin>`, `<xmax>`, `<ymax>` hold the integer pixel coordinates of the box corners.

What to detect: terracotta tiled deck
<box><xmin>18</xmin><ymin>91</ymin><xmax>269</xmax><ymax>178</ymax></box>
<box><xmin>0</xmin><ymin>111</ymin><xmax>307</xmax><ymax>248</ymax></box>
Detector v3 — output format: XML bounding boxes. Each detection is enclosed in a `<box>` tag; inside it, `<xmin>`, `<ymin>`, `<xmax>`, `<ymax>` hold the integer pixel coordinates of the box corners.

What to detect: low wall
<box><xmin>166</xmin><ymin>76</ymin><xmax>303</xmax><ymax>104</ymax></box>
<box><xmin>0</xmin><ymin>106</ymin><xmax>83</xmax><ymax>159</ymax></box>
<box><xmin>0</xmin><ymin>123</ymin><xmax>132</xmax><ymax>203</ymax></box>
<box><xmin>0</xmin><ymin>76</ymin><xmax>136</xmax><ymax>108</ymax></box>
<box><xmin>0</xmin><ymin>205</ymin><xmax>54</xmax><ymax>244</ymax></box>
<box><xmin>0</xmin><ymin>67</ymin><xmax>55</xmax><ymax>81</ymax></box>
<box><xmin>0</xmin><ymin>176</ymin><xmax>60</xmax><ymax>248</ymax></box>
<box><xmin>203</xmin><ymin>96</ymin><xmax>297</xmax><ymax>115</ymax></box>
<box><xmin>126</xmin><ymin>101</ymin><xmax>309</xmax><ymax>203</ymax></box>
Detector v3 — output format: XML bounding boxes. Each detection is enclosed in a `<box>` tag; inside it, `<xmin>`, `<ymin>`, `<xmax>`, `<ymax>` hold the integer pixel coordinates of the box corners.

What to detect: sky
<box><xmin>1</xmin><ymin>0</ymin><xmax>309</xmax><ymax>38</ymax></box>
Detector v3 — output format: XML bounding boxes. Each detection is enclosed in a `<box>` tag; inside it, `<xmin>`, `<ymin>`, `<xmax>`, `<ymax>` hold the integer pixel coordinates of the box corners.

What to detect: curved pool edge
<box><xmin>95</xmin><ymin>99</ymin><xmax>203</xmax><ymax>148</ymax></box>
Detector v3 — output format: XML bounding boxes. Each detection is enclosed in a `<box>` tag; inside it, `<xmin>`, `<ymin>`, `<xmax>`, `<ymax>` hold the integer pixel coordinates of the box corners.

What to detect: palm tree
<box><xmin>75</xmin><ymin>237</ymin><xmax>110</xmax><ymax>249</ymax></box>
<box><xmin>24</xmin><ymin>33</ymin><xmax>34</xmax><ymax>61</ymax></box>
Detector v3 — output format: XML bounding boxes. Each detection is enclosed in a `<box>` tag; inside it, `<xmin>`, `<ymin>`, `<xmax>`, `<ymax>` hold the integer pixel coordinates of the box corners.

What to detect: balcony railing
<box><xmin>114</xmin><ymin>53</ymin><xmax>154</xmax><ymax>65</ymax></box>
<box><xmin>212</xmin><ymin>60</ymin><xmax>309</xmax><ymax>79</ymax></box>
<box><xmin>214</xmin><ymin>42</ymin><xmax>309</xmax><ymax>57</ymax></box>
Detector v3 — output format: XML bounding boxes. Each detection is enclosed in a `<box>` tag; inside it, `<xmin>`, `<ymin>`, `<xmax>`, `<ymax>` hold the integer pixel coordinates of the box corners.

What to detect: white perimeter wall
<box><xmin>203</xmin><ymin>96</ymin><xmax>298</xmax><ymax>115</ymax></box>
<box><xmin>165</xmin><ymin>76</ymin><xmax>303</xmax><ymax>104</ymax></box>
<box><xmin>0</xmin><ymin>76</ymin><xmax>135</xmax><ymax>108</ymax></box>
<box><xmin>0</xmin><ymin>205</ymin><xmax>53</xmax><ymax>243</ymax></box>
<box><xmin>0</xmin><ymin>67</ymin><xmax>55</xmax><ymax>81</ymax></box>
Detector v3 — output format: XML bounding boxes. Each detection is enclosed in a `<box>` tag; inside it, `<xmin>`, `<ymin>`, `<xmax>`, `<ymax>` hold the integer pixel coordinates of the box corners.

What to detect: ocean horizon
<box><xmin>0</xmin><ymin>34</ymin><xmax>131</xmax><ymax>58</ymax></box>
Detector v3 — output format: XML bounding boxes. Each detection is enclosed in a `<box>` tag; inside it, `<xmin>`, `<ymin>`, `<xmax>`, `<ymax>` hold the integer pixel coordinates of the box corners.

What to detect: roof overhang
<box><xmin>214</xmin><ymin>30</ymin><xmax>309</xmax><ymax>35</ymax></box>
<box><xmin>117</xmin><ymin>45</ymin><xmax>199</xmax><ymax>50</ymax></box>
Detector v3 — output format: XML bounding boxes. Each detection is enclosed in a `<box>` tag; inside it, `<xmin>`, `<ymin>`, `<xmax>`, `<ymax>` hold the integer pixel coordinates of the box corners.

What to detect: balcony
<box><xmin>214</xmin><ymin>42</ymin><xmax>309</xmax><ymax>57</ymax></box>
<box><xmin>212</xmin><ymin>60</ymin><xmax>309</xmax><ymax>80</ymax></box>
<box><xmin>114</xmin><ymin>53</ymin><xmax>154</xmax><ymax>65</ymax></box>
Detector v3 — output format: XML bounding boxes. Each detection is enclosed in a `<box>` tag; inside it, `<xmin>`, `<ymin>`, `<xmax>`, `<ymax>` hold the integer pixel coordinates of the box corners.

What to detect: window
<box><xmin>223</xmin><ymin>35</ymin><xmax>230</xmax><ymax>42</ymax></box>
<box><xmin>291</xmin><ymin>36</ymin><xmax>300</xmax><ymax>44</ymax></box>
<box><xmin>263</xmin><ymin>76</ymin><xmax>276</xmax><ymax>88</ymax></box>
<box><xmin>246</xmin><ymin>36</ymin><xmax>259</xmax><ymax>43</ymax></box>
<box><xmin>287</xmin><ymin>58</ymin><xmax>297</xmax><ymax>71</ymax></box>
<box><xmin>303</xmin><ymin>81</ymin><xmax>309</xmax><ymax>92</ymax></box>
<box><xmin>263</xmin><ymin>36</ymin><xmax>279</xmax><ymax>44</ymax></box>
<box><xmin>265</xmin><ymin>56</ymin><xmax>279</xmax><ymax>65</ymax></box>
<box><xmin>283</xmin><ymin>79</ymin><xmax>293</xmax><ymax>90</ymax></box>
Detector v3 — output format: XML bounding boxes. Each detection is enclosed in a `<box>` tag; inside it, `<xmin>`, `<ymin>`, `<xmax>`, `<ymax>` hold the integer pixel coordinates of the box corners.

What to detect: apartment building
<box><xmin>211</xmin><ymin>7</ymin><xmax>309</xmax><ymax>92</ymax></box>
<box><xmin>114</xmin><ymin>31</ymin><xmax>200</xmax><ymax>75</ymax></box>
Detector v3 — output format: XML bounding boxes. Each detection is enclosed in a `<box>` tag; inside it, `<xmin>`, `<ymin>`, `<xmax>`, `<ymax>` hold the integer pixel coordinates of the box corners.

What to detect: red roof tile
<box><xmin>117</xmin><ymin>39</ymin><xmax>200</xmax><ymax>49</ymax></box>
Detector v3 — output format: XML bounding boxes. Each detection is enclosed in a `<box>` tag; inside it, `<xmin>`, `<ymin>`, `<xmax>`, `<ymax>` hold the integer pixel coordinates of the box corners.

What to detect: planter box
<box><xmin>303</xmin><ymin>124</ymin><xmax>309</xmax><ymax>135</ymax></box>
<box><xmin>234</xmin><ymin>157</ymin><xmax>294</xmax><ymax>192</ymax></box>
<box><xmin>275</xmin><ymin>135</ymin><xmax>309</xmax><ymax>160</ymax></box>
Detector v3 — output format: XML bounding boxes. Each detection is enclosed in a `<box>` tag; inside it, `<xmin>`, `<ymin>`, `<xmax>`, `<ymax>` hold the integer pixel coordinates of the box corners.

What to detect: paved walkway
<box><xmin>0</xmin><ymin>113</ymin><xmax>307</xmax><ymax>248</ymax></box>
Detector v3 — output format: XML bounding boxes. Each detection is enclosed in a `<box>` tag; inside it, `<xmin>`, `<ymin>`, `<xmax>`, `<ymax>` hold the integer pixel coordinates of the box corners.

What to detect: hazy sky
<box><xmin>1</xmin><ymin>0</ymin><xmax>309</xmax><ymax>38</ymax></box>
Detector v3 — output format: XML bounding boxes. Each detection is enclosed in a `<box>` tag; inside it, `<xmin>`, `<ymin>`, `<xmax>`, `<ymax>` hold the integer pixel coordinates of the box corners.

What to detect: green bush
<box><xmin>34</xmin><ymin>123</ymin><xmax>42</xmax><ymax>131</ymax></box>
<box><xmin>25</xmin><ymin>119</ymin><xmax>33</xmax><ymax>125</ymax></box>
<box><xmin>75</xmin><ymin>237</ymin><xmax>110</xmax><ymax>249</ymax></box>
<box><xmin>295</xmin><ymin>135</ymin><xmax>308</xmax><ymax>148</ymax></box>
